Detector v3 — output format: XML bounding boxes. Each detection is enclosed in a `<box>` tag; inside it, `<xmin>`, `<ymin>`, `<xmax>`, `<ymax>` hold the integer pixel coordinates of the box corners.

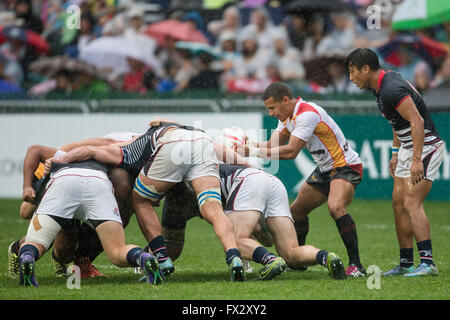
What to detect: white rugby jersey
<box><xmin>276</xmin><ymin>98</ymin><xmax>361</xmax><ymax>172</ymax></box>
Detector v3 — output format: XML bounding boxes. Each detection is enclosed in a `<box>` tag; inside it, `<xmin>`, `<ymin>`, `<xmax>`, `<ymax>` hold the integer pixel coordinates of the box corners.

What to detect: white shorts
<box><xmin>36</xmin><ymin>168</ymin><xmax>122</xmax><ymax>224</ymax></box>
<box><xmin>223</xmin><ymin>169</ymin><xmax>293</xmax><ymax>221</ymax></box>
<box><xmin>395</xmin><ymin>142</ymin><xmax>444</xmax><ymax>182</ymax></box>
<box><xmin>143</xmin><ymin>129</ymin><xmax>219</xmax><ymax>183</ymax></box>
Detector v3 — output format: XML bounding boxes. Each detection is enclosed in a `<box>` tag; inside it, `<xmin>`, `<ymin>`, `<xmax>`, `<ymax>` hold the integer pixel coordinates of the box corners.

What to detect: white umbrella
<box><xmin>79</xmin><ymin>36</ymin><xmax>162</xmax><ymax>80</ymax></box>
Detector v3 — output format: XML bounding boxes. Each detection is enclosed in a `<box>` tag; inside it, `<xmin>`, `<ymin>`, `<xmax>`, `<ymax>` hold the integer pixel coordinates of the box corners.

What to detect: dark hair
<box><xmin>345</xmin><ymin>48</ymin><xmax>380</xmax><ymax>72</ymax></box>
<box><xmin>262</xmin><ymin>81</ymin><xmax>293</xmax><ymax>102</ymax></box>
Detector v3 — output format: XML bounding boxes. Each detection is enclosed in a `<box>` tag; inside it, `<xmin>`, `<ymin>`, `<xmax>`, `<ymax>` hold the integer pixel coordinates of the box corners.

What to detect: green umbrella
<box><xmin>392</xmin><ymin>0</ymin><xmax>450</xmax><ymax>30</ymax></box>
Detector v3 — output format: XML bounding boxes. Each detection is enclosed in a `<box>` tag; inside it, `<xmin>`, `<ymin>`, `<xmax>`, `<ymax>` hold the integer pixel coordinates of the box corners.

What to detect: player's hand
<box><xmin>44</xmin><ymin>157</ymin><xmax>62</xmax><ymax>175</ymax></box>
<box><xmin>410</xmin><ymin>159</ymin><xmax>424</xmax><ymax>185</ymax></box>
<box><xmin>389</xmin><ymin>154</ymin><xmax>398</xmax><ymax>178</ymax></box>
<box><xmin>234</xmin><ymin>143</ymin><xmax>249</xmax><ymax>157</ymax></box>
<box><xmin>22</xmin><ymin>186</ymin><xmax>35</xmax><ymax>203</ymax></box>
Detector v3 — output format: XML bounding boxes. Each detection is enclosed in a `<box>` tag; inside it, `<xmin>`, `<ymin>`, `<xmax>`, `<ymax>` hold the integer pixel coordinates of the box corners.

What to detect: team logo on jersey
<box><xmin>113</xmin><ymin>208</ymin><xmax>119</xmax><ymax>216</ymax></box>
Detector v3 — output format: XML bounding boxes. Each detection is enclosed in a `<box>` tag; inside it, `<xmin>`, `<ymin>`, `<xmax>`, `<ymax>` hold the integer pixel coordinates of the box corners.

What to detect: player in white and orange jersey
<box><xmin>236</xmin><ymin>81</ymin><xmax>366</xmax><ymax>277</ymax></box>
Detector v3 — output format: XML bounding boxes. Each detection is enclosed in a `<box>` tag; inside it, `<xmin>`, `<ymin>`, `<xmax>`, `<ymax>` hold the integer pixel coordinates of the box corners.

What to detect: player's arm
<box><xmin>253</xmin><ymin>135</ymin><xmax>306</xmax><ymax>160</ymax></box>
<box><xmin>389</xmin><ymin>128</ymin><xmax>401</xmax><ymax>177</ymax></box>
<box><xmin>44</xmin><ymin>145</ymin><xmax>123</xmax><ymax>174</ymax></box>
<box><xmin>213</xmin><ymin>141</ymin><xmax>252</xmax><ymax>166</ymax></box>
<box><xmin>22</xmin><ymin>145</ymin><xmax>57</xmax><ymax>203</ymax></box>
<box><xmin>250</xmin><ymin>129</ymin><xmax>290</xmax><ymax>149</ymax></box>
<box><xmin>59</xmin><ymin>137</ymin><xmax>116</xmax><ymax>152</ymax></box>
<box><xmin>396</xmin><ymin>96</ymin><xmax>425</xmax><ymax>184</ymax></box>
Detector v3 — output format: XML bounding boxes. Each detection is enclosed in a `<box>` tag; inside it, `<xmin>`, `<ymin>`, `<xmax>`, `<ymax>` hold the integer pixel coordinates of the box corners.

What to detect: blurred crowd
<box><xmin>0</xmin><ymin>0</ymin><xmax>450</xmax><ymax>98</ymax></box>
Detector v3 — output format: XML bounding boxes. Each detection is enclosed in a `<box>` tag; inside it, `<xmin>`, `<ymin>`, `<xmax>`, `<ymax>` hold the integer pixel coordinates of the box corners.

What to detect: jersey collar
<box><xmin>377</xmin><ymin>69</ymin><xmax>386</xmax><ymax>92</ymax></box>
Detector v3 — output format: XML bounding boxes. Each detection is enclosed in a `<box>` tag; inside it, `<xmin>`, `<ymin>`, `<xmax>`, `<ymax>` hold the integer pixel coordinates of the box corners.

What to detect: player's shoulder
<box><xmin>295</xmin><ymin>100</ymin><xmax>322</xmax><ymax>119</ymax></box>
<box><xmin>381</xmin><ymin>70</ymin><xmax>407</xmax><ymax>91</ymax></box>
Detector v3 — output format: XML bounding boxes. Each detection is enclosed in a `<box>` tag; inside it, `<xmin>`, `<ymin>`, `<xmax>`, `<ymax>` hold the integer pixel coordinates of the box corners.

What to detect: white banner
<box><xmin>0</xmin><ymin>113</ymin><xmax>262</xmax><ymax>198</ymax></box>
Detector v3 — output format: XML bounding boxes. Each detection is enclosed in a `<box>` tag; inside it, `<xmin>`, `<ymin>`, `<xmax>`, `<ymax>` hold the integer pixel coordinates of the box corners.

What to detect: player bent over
<box><xmin>236</xmin><ymin>82</ymin><xmax>365</xmax><ymax>277</ymax></box>
<box><xmin>158</xmin><ymin>164</ymin><xmax>347</xmax><ymax>280</ymax></box>
<box><xmin>18</xmin><ymin>159</ymin><xmax>164</xmax><ymax>287</ymax></box>
<box><xmin>48</xmin><ymin>122</ymin><xmax>246</xmax><ymax>282</ymax></box>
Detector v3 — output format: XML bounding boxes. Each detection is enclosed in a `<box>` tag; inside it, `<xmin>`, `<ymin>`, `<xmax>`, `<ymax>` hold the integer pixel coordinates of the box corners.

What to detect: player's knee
<box><xmin>25</xmin><ymin>215</ymin><xmax>61</xmax><ymax>250</ymax></box>
<box><xmin>402</xmin><ymin>196</ymin><xmax>422</xmax><ymax>213</ymax></box>
<box><xmin>20</xmin><ymin>202</ymin><xmax>35</xmax><ymax>220</ymax></box>
<box><xmin>327</xmin><ymin>201</ymin><xmax>346</xmax><ymax>218</ymax></box>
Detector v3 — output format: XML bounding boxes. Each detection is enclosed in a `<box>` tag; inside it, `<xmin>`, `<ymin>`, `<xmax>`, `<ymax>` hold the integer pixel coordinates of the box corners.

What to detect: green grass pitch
<box><xmin>0</xmin><ymin>199</ymin><xmax>449</xmax><ymax>300</ymax></box>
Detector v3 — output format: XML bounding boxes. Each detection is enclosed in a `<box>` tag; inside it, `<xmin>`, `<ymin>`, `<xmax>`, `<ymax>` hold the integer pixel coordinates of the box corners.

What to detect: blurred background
<box><xmin>0</xmin><ymin>0</ymin><xmax>449</xmax><ymax>200</ymax></box>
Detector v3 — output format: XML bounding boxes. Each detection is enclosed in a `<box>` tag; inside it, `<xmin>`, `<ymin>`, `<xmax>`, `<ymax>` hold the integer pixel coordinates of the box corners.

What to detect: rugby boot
<box><xmin>326</xmin><ymin>252</ymin><xmax>347</xmax><ymax>280</ymax></box>
<box><xmin>19</xmin><ymin>254</ymin><xmax>39</xmax><ymax>287</ymax></box>
<box><xmin>257</xmin><ymin>257</ymin><xmax>288</xmax><ymax>281</ymax></box>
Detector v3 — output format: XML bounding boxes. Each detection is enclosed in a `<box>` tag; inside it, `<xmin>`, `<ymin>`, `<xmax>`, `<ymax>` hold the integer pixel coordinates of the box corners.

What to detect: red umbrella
<box><xmin>144</xmin><ymin>19</ymin><xmax>209</xmax><ymax>47</ymax></box>
<box><xmin>0</xmin><ymin>26</ymin><xmax>50</xmax><ymax>54</ymax></box>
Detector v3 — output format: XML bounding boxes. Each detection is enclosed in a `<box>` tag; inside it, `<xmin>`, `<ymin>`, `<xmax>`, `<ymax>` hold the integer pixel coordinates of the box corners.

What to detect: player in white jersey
<box><xmin>236</xmin><ymin>81</ymin><xmax>366</xmax><ymax>277</ymax></box>
<box><xmin>8</xmin><ymin>133</ymin><xmax>140</xmax><ymax>279</ymax></box>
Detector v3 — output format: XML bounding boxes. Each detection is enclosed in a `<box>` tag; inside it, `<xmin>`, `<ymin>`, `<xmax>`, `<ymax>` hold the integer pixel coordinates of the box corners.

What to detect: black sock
<box><xmin>316</xmin><ymin>250</ymin><xmax>329</xmax><ymax>267</ymax></box>
<box><xmin>149</xmin><ymin>235</ymin><xmax>170</xmax><ymax>264</ymax></box>
<box><xmin>294</xmin><ymin>216</ymin><xmax>309</xmax><ymax>246</ymax></box>
<box><xmin>126</xmin><ymin>247</ymin><xmax>145</xmax><ymax>267</ymax></box>
<box><xmin>335</xmin><ymin>213</ymin><xmax>361</xmax><ymax>267</ymax></box>
<box><xmin>225</xmin><ymin>248</ymin><xmax>241</xmax><ymax>266</ymax></box>
<box><xmin>252</xmin><ymin>246</ymin><xmax>277</xmax><ymax>265</ymax></box>
<box><xmin>399</xmin><ymin>247</ymin><xmax>414</xmax><ymax>268</ymax></box>
<box><xmin>19</xmin><ymin>244</ymin><xmax>40</xmax><ymax>261</ymax></box>
<box><xmin>417</xmin><ymin>239</ymin><xmax>434</xmax><ymax>265</ymax></box>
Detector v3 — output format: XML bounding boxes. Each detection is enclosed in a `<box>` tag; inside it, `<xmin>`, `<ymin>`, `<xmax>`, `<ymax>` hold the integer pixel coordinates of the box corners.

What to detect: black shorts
<box><xmin>306</xmin><ymin>164</ymin><xmax>363</xmax><ymax>196</ymax></box>
<box><xmin>161</xmin><ymin>182</ymin><xmax>201</xmax><ymax>230</ymax></box>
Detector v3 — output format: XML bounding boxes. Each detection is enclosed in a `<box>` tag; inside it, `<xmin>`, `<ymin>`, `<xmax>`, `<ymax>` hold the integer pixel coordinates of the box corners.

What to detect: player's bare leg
<box><xmin>385</xmin><ymin>177</ymin><xmax>437</xmax><ymax>277</ymax></box>
<box><xmin>227</xmin><ymin>210</ymin><xmax>286</xmax><ymax>280</ymax></box>
<box><xmin>190</xmin><ymin>175</ymin><xmax>245</xmax><ymax>281</ymax></box>
<box><xmin>290</xmin><ymin>183</ymin><xmax>327</xmax><ymax>245</ymax></box>
<box><xmin>328</xmin><ymin>179</ymin><xmax>365</xmax><ymax>276</ymax></box>
<box><xmin>132</xmin><ymin>174</ymin><xmax>175</xmax><ymax>275</ymax></box>
<box><xmin>266</xmin><ymin>216</ymin><xmax>346</xmax><ymax>280</ymax></box>
<box><xmin>95</xmin><ymin>220</ymin><xmax>164</xmax><ymax>284</ymax></box>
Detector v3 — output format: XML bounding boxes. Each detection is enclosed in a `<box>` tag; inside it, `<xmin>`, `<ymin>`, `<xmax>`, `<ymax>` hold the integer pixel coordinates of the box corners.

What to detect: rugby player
<box><xmin>236</xmin><ymin>81</ymin><xmax>366</xmax><ymax>277</ymax></box>
<box><xmin>157</xmin><ymin>164</ymin><xmax>348</xmax><ymax>280</ymax></box>
<box><xmin>346</xmin><ymin>48</ymin><xmax>443</xmax><ymax>277</ymax></box>
<box><xmin>19</xmin><ymin>158</ymin><xmax>164</xmax><ymax>287</ymax></box>
<box><xmin>8</xmin><ymin>133</ymin><xmax>140</xmax><ymax>279</ymax></box>
<box><xmin>46</xmin><ymin>121</ymin><xmax>247</xmax><ymax>282</ymax></box>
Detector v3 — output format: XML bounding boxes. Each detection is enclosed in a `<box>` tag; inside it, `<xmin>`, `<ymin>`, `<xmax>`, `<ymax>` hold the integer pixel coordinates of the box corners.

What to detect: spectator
<box><xmin>122</xmin><ymin>57</ymin><xmax>155</xmax><ymax>94</ymax></box>
<box><xmin>316</xmin><ymin>11</ymin><xmax>356</xmax><ymax>57</ymax></box>
<box><xmin>429</xmin><ymin>55</ymin><xmax>450</xmax><ymax>88</ymax></box>
<box><xmin>214</xmin><ymin>31</ymin><xmax>241</xmax><ymax>86</ymax></box>
<box><xmin>299</xmin><ymin>15</ymin><xmax>326</xmax><ymax>62</ymax></box>
<box><xmin>0</xmin><ymin>53</ymin><xmax>24</xmax><ymax>95</ymax></box>
<box><xmin>394</xmin><ymin>46</ymin><xmax>432</xmax><ymax>92</ymax></box>
<box><xmin>208</xmin><ymin>6</ymin><xmax>242</xmax><ymax>42</ymax></box>
<box><xmin>0</xmin><ymin>40</ymin><xmax>25</xmax><ymax>86</ymax></box>
<box><xmin>14</xmin><ymin>0</ymin><xmax>43</xmax><ymax>34</ymax></box>
<box><xmin>285</xmin><ymin>14</ymin><xmax>309</xmax><ymax>52</ymax></box>
<box><xmin>323</xmin><ymin>56</ymin><xmax>361</xmax><ymax>94</ymax></box>
<box><xmin>269</xmin><ymin>28</ymin><xmax>305</xmax><ymax>82</ymax></box>
<box><xmin>188</xmin><ymin>52</ymin><xmax>221</xmax><ymax>90</ymax></box>
<box><xmin>77</xmin><ymin>13</ymin><xmax>97</xmax><ymax>53</ymax></box>
<box><xmin>233</xmin><ymin>36</ymin><xmax>271</xmax><ymax>80</ymax></box>
<box><xmin>124</xmin><ymin>6</ymin><xmax>147</xmax><ymax>35</ymax></box>
<box><xmin>239</xmin><ymin>7</ymin><xmax>282</xmax><ymax>54</ymax></box>
<box><xmin>173</xmin><ymin>49</ymin><xmax>195</xmax><ymax>92</ymax></box>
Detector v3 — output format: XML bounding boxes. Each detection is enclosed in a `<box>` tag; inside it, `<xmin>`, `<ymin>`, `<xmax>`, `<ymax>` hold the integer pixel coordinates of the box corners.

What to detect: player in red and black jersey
<box><xmin>346</xmin><ymin>48</ymin><xmax>444</xmax><ymax>277</ymax></box>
